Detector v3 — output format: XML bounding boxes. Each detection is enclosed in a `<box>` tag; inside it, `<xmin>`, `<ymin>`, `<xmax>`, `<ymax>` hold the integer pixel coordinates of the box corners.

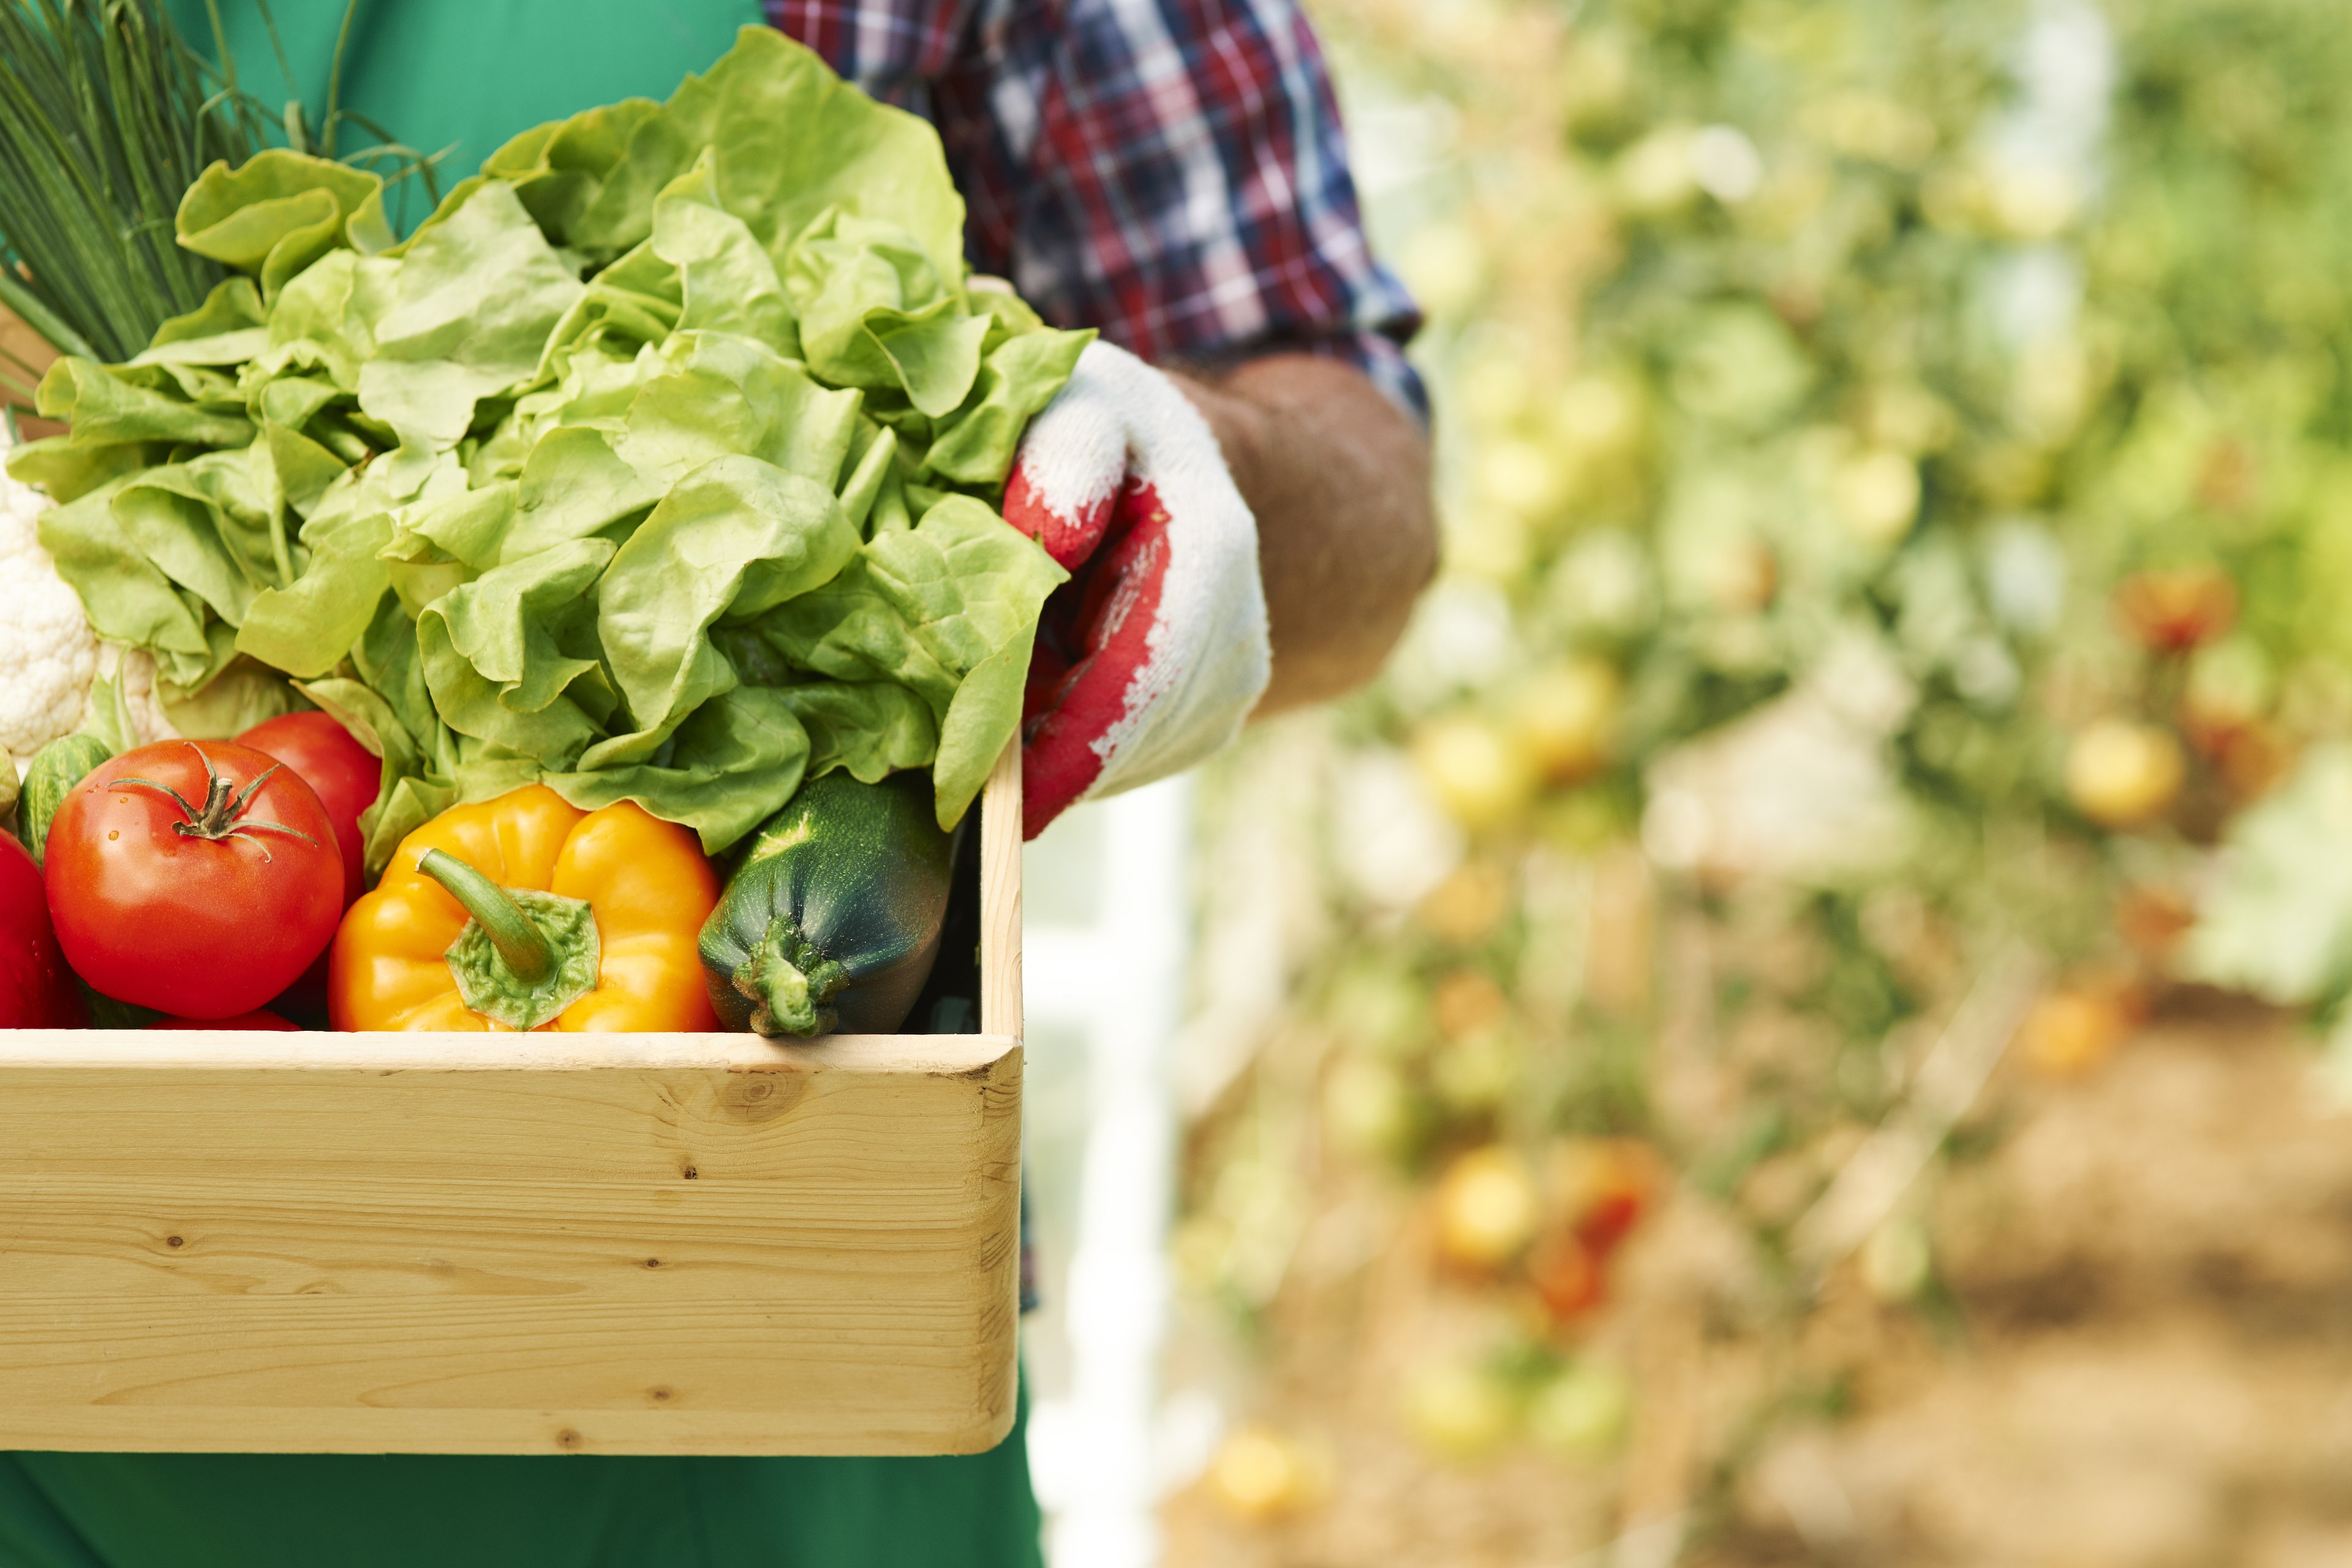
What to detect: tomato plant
<box><xmin>0</xmin><ymin>831</ymin><xmax>85</xmax><ymax>1028</ymax></box>
<box><xmin>45</xmin><ymin>741</ymin><xmax>342</xmax><ymax>1019</ymax></box>
<box><xmin>237</xmin><ymin>711</ymin><xmax>380</xmax><ymax>905</ymax></box>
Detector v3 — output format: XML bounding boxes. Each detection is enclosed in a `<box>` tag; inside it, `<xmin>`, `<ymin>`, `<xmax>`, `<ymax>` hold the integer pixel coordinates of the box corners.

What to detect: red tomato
<box><xmin>1526</xmin><ymin>1231</ymin><xmax>1608</xmax><ymax>1324</ymax></box>
<box><xmin>1556</xmin><ymin>1138</ymin><xmax>1660</xmax><ymax>1257</ymax></box>
<box><xmin>149</xmin><ymin>1009</ymin><xmax>301</xmax><ymax>1031</ymax></box>
<box><xmin>238</xmin><ymin>712</ymin><xmax>381</xmax><ymax>1024</ymax></box>
<box><xmin>44</xmin><ymin>741</ymin><xmax>343</xmax><ymax>1019</ymax></box>
<box><xmin>1</xmin><ymin>832</ymin><xmax>86</xmax><ymax>1027</ymax></box>
<box><xmin>237</xmin><ymin>711</ymin><xmax>380</xmax><ymax>905</ymax></box>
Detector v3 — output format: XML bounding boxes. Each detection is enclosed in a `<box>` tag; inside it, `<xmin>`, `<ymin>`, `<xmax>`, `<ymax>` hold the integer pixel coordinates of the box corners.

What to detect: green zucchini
<box><xmin>700</xmin><ymin>771</ymin><xmax>957</xmax><ymax>1037</ymax></box>
<box><xmin>19</xmin><ymin>733</ymin><xmax>111</xmax><ymax>866</ymax></box>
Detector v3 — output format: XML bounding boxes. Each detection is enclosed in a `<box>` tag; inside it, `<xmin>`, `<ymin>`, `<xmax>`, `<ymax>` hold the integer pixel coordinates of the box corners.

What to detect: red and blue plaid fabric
<box><xmin>768</xmin><ymin>0</ymin><xmax>1427</xmax><ymax>419</ymax></box>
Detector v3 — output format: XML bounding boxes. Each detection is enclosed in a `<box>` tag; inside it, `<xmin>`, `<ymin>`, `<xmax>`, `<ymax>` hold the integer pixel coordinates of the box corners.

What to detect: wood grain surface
<box><xmin>0</xmin><ymin>760</ymin><xmax>1025</xmax><ymax>1456</ymax></box>
<box><xmin>980</xmin><ymin>739</ymin><xmax>1023</xmax><ymax>1041</ymax></box>
<box><xmin>1</xmin><ymin>299</ymin><xmax>63</xmax><ymax>436</ymax></box>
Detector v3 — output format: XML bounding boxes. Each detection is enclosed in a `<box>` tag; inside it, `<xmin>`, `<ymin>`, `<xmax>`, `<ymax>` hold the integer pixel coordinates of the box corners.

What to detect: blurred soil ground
<box><xmin>1163</xmin><ymin>998</ymin><xmax>2352</xmax><ymax>1567</ymax></box>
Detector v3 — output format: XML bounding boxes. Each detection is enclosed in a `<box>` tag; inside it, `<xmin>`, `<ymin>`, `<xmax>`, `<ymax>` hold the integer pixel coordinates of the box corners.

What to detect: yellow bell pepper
<box><xmin>329</xmin><ymin>785</ymin><xmax>721</xmax><ymax>1032</ymax></box>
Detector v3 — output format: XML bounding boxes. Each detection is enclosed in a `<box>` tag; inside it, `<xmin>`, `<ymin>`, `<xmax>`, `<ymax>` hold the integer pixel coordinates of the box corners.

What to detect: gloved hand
<box><xmin>1004</xmin><ymin>341</ymin><xmax>1271</xmax><ymax>839</ymax></box>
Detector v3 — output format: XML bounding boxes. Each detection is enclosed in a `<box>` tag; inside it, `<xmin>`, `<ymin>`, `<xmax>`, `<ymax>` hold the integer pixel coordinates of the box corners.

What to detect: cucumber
<box><xmin>19</xmin><ymin>733</ymin><xmax>111</xmax><ymax>867</ymax></box>
<box><xmin>700</xmin><ymin>771</ymin><xmax>956</xmax><ymax>1038</ymax></box>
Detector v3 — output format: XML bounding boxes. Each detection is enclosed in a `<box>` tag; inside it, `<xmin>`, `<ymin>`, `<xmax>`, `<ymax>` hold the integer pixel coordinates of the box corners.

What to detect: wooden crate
<box><xmin>0</xmin><ymin>747</ymin><xmax>1024</xmax><ymax>1457</ymax></box>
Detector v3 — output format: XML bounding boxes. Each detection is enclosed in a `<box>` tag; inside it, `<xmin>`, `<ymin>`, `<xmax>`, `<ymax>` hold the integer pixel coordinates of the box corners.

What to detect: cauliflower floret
<box><xmin>0</xmin><ymin>464</ymin><xmax>98</xmax><ymax>760</ymax></box>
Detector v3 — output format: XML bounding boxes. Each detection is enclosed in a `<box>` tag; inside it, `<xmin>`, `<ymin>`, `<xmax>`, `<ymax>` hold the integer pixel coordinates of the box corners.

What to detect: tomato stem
<box><xmin>109</xmin><ymin>744</ymin><xmax>319</xmax><ymax>863</ymax></box>
<box><xmin>417</xmin><ymin>849</ymin><xmax>555</xmax><ymax>984</ymax></box>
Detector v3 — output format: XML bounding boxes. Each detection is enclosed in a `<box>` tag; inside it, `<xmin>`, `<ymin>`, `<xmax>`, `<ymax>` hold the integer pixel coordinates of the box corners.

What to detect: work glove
<box><xmin>1004</xmin><ymin>341</ymin><xmax>1272</xmax><ymax>840</ymax></box>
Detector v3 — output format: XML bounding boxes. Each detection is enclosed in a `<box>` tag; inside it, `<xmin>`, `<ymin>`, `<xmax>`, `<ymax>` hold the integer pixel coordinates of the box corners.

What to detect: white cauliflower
<box><xmin>0</xmin><ymin>459</ymin><xmax>98</xmax><ymax>761</ymax></box>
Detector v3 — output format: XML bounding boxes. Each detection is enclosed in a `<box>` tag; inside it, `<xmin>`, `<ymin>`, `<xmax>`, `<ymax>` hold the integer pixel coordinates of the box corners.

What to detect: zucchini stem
<box><xmin>736</xmin><ymin>920</ymin><xmax>848</xmax><ymax>1038</ymax></box>
<box><xmin>419</xmin><ymin>848</ymin><xmax>553</xmax><ymax>983</ymax></box>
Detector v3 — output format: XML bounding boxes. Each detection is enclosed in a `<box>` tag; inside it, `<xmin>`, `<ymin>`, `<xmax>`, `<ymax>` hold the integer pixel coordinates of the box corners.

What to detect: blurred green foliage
<box><xmin>1179</xmin><ymin>0</ymin><xmax>2352</xmax><ymax>1469</ymax></box>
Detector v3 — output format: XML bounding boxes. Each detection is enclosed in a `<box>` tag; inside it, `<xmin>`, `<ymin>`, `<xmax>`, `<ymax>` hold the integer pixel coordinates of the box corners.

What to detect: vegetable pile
<box><xmin>14</xmin><ymin>26</ymin><xmax>1084</xmax><ymax>872</ymax></box>
<box><xmin>4</xmin><ymin>25</ymin><xmax>1069</xmax><ymax>1037</ymax></box>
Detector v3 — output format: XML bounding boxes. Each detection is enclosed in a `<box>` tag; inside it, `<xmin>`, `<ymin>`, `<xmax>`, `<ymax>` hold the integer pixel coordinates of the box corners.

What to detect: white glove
<box><xmin>1003</xmin><ymin>341</ymin><xmax>1271</xmax><ymax>839</ymax></box>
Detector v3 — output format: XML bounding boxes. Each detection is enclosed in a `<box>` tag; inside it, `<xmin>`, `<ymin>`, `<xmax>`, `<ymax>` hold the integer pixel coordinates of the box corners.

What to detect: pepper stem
<box><xmin>418</xmin><ymin>849</ymin><xmax>554</xmax><ymax>984</ymax></box>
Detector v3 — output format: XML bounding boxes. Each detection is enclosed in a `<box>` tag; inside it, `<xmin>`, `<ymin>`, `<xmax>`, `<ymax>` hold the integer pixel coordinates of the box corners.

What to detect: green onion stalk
<box><xmin>0</xmin><ymin>0</ymin><xmax>440</xmax><ymax>388</ymax></box>
<box><xmin>0</xmin><ymin>0</ymin><xmax>252</xmax><ymax>371</ymax></box>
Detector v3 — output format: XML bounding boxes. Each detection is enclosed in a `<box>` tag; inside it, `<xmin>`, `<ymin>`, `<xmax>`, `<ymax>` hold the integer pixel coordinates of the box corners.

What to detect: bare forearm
<box><xmin>1172</xmin><ymin>354</ymin><xmax>1436</xmax><ymax>715</ymax></box>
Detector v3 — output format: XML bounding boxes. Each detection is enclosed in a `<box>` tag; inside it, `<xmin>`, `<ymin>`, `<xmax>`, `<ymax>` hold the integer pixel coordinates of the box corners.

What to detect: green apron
<box><xmin>0</xmin><ymin>1403</ymin><xmax>1039</xmax><ymax>1568</ymax></box>
<box><xmin>166</xmin><ymin>0</ymin><xmax>764</xmax><ymax>187</ymax></box>
<box><xmin>12</xmin><ymin>6</ymin><xmax>1040</xmax><ymax>1564</ymax></box>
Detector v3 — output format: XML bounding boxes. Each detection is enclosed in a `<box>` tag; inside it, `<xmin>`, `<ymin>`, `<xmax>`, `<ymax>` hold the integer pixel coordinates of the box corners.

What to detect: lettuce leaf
<box><xmin>107</xmin><ymin>450</ymin><xmax>283</xmax><ymax>624</ymax></box>
<box><xmin>755</xmin><ymin>494</ymin><xmax>1065</xmax><ymax>826</ymax></box>
<box><xmin>32</xmin><ymin>358</ymin><xmax>252</xmax><ymax>447</ymax></box>
<box><xmin>617</xmin><ymin>331</ymin><xmax>864</xmax><ymax>489</ymax></box>
<box><xmin>235</xmin><ymin>503</ymin><xmax>394</xmax><ymax>677</ymax></box>
<box><xmin>176</xmin><ymin>150</ymin><xmax>395</xmax><ymax>298</ymax></box>
<box><xmin>652</xmin><ymin>153</ymin><xmax>799</xmax><ymax>355</ymax></box>
<box><xmin>777</xmin><ymin>679</ymin><xmax>940</xmax><ymax>782</ymax></box>
<box><xmin>34</xmin><ymin>473</ymin><xmax>216</xmax><ymax>687</ymax></box>
<box><xmin>360</xmin><ymin>183</ymin><xmax>585</xmax><ymax>447</ymax></box>
<box><xmin>594</xmin><ymin>454</ymin><xmax>860</xmax><ymax>755</ymax></box>
<box><xmin>543</xmin><ymin>684</ymin><xmax>812</xmax><ymax>853</ymax></box>
<box><xmin>482</xmin><ymin>28</ymin><xmax>967</xmax><ymax>287</ymax></box>
<box><xmin>417</xmin><ymin>537</ymin><xmax>617</xmax><ymax>764</ymax></box>
<box><xmin>923</xmin><ymin>325</ymin><xmax>1096</xmax><ymax>484</ymax></box>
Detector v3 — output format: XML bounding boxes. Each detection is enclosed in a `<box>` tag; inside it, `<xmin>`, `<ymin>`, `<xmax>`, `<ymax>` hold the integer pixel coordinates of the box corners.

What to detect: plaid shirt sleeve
<box><xmin>767</xmin><ymin>0</ymin><xmax>1427</xmax><ymax>421</ymax></box>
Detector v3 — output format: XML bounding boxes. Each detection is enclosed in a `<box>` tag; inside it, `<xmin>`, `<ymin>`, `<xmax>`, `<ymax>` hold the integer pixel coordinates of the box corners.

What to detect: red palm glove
<box><xmin>1004</xmin><ymin>342</ymin><xmax>1271</xmax><ymax>840</ymax></box>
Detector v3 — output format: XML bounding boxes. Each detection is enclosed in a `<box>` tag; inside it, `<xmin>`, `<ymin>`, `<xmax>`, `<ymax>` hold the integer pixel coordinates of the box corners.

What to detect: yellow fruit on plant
<box><xmin>1457</xmin><ymin>355</ymin><xmax>1535</xmax><ymax>428</ymax></box>
<box><xmin>1863</xmin><ymin>380</ymin><xmax>1956</xmax><ymax>454</ymax></box>
<box><xmin>1435</xmin><ymin>1146</ymin><xmax>1542</xmax><ymax>1269</ymax></box>
<box><xmin>1399</xmin><ymin>223</ymin><xmax>1487</xmax><ymax>318</ymax></box>
<box><xmin>2017</xmin><ymin>985</ymin><xmax>2137</xmax><ymax>1077</ymax></box>
<box><xmin>1615</xmin><ymin>127</ymin><xmax>1698</xmax><ymax>213</ymax></box>
<box><xmin>1527</xmin><ymin>1363</ymin><xmax>1631</xmax><ymax>1457</ymax></box>
<box><xmin>1417</xmin><ymin>859</ymin><xmax>1513</xmax><ymax>946</ymax></box>
<box><xmin>1478</xmin><ymin>437</ymin><xmax>1571</xmax><ymax>522</ymax></box>
<box><xmin>1705</xmin><ymin>536</ymin><xmax>1779</xmax><ymax>612</ymax></box>
<box><xmin>1987</xmin><ymin>164</ymin><xmax>2079</xmax><ymax>239</ymax></box>
<box><xmin>1553</xmin><ymin>375</ymin><xmax>1642</xmax><ymax>460</ymax></box>
<box><xmin>1833</xmin><ymin>448</ymin><xmax>1921</xmax><ymax>543</ymax></box>
<box><xmin>1432</xmin><ymin>967</ymin><xmax>1509</xmax><ymax>1038</ymax></box>
<box><xmin>2065</xmin><ymin>720</ymin><xmax>2184</xmax><ymax>827</ymax></box>
<box><xmin>1447</xmin><ymin>503</ymin><xmax>1533</xmax><ymax>582</ymax></box>
<box><xmin>1206</xmin><ymin>1425</ymin><xmax>1330</xmax><ymax>1523</ymax></box>
<box><xmin>1540</xmin><ymin>788</ymin><xmax>1621</xmax><ymax>851</ymax></box>
<box><xmin>1431</xmin><ymin>1030</ymin><xmax>1518</xmax><ymax>1112</ymax></box>
<box><xmin>1514</xmin><ymin>658</ymin><xmax>1621</xmax><ymax>783</ymax></box>
<box><xmin>1404</xmin><ymin>1361</ymin><xmax>1518</xmax><ymax>1460</ymax></box>
<box><xmin>1412</xmin><ymin>715</ymin><xmax>1536</xmax><ymax>831</ymax></box>
<box><xmin>1324</xmin><ymin>1057</ymin><xmax>1414</xmax><ymax>1159</ymax></box>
